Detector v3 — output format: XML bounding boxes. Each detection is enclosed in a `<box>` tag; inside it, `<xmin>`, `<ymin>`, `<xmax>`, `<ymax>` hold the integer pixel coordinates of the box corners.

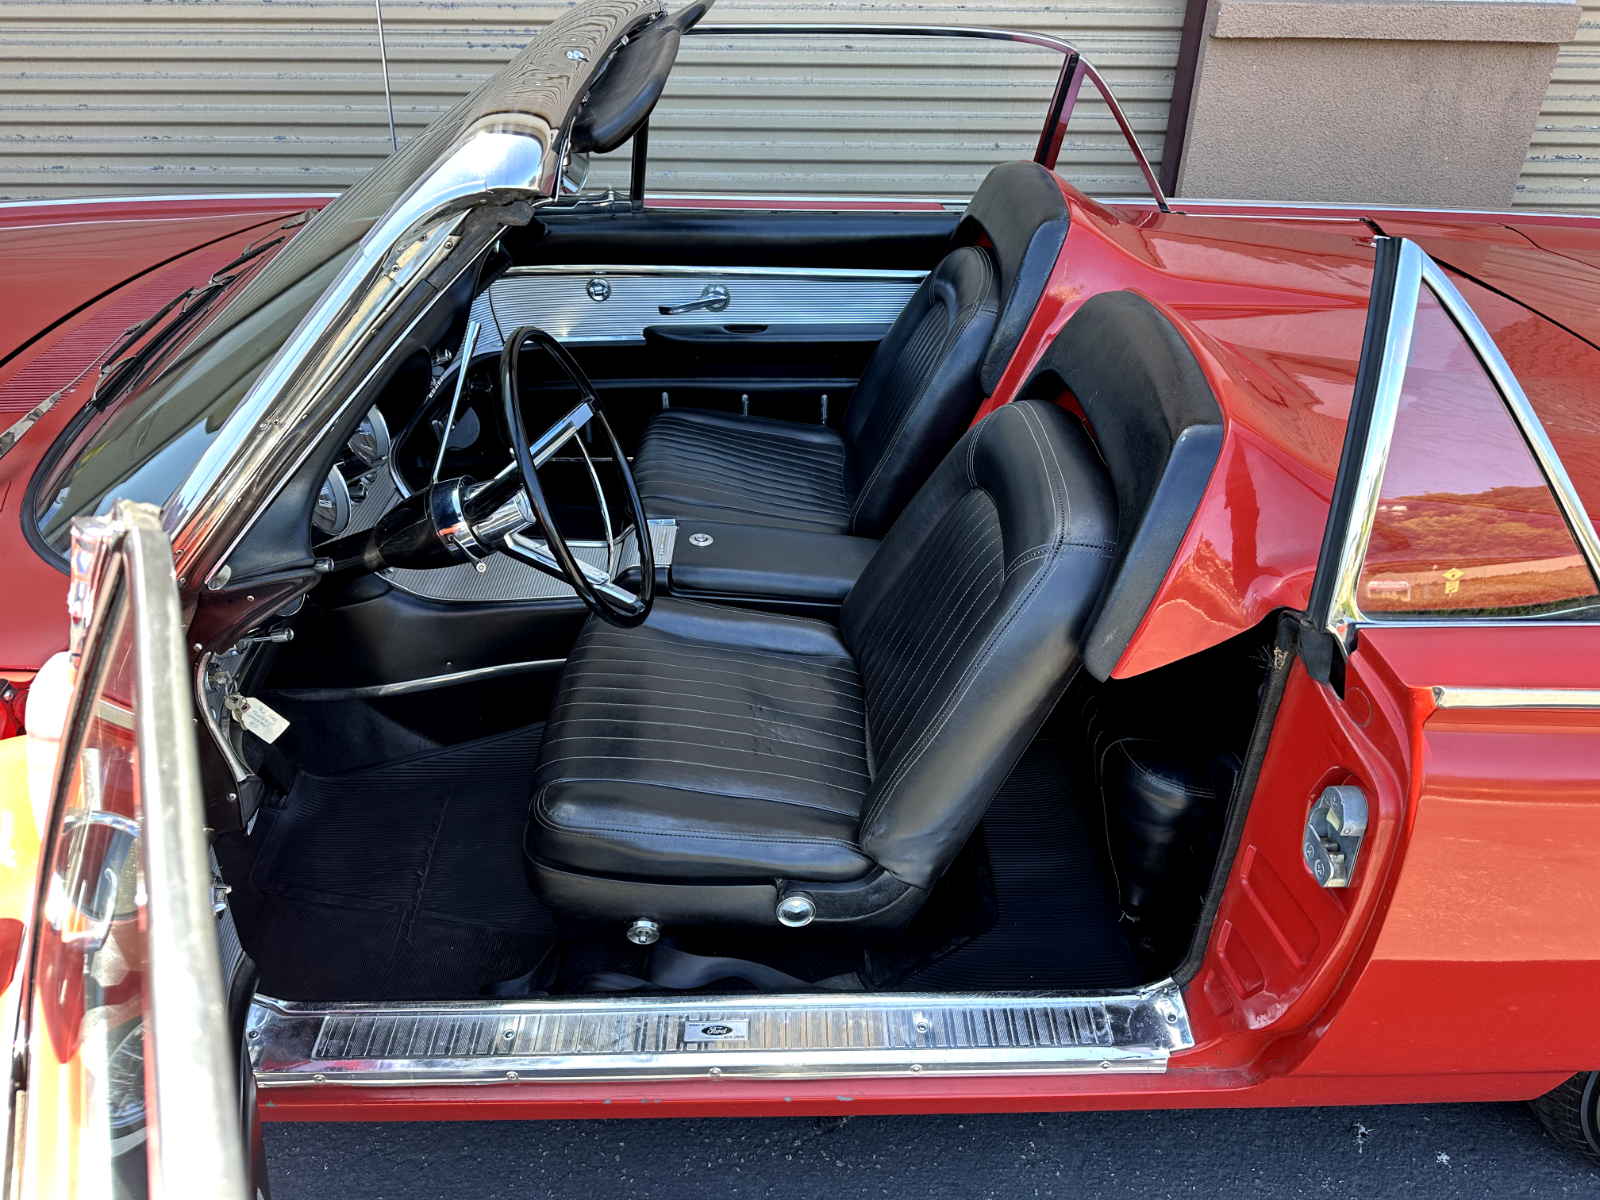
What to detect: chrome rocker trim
<box><xmin>248</xmin><ymin>983</ymin><xmax>1193</xmax><ymax>1086</ymax></box>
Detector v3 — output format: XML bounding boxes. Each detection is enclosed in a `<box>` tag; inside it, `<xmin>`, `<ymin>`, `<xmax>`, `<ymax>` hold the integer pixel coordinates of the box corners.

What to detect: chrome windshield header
<box><xmin>165</xmin><ymin>0</ymin><xmax>664</xmax><ymax>590</ymax></box>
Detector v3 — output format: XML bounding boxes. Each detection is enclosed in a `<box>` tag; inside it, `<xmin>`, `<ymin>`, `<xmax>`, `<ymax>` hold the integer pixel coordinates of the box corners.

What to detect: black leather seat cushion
<box><xmin>527</xmin><ymin>401</ymin><xmax>1120</xmax><ymax>929</ymax></box>
<box><xmin>632</xmin><ymin>241</ymin><xmax>1000</xmax><ymax>538</ymax></box>
<box><xmin>631</xmin><ymin>409</ymin><xmax>857</xmax><ymax>534</ymax></box>
<box><xmin>529</xmin><ymin>599</ymin><xmax>876</xmax><ymax>881</ymax></box>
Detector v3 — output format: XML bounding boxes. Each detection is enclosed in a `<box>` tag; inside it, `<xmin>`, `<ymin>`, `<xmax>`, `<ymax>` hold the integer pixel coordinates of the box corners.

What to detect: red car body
<box><xmin>3</xmin><ymin>181</ymin><xmax>1597</xmax><ymax>1126</ymax></box>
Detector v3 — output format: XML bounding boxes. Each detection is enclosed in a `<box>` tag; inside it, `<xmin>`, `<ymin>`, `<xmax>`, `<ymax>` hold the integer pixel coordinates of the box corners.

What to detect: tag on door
<box><xmin>233</xmin><ymin>696</ymin><xmax>290</xmax><ymax>744</ymax></box>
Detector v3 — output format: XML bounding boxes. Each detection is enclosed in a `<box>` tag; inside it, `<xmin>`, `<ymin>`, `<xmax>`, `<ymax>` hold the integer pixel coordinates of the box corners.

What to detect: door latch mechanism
<box><xmin>1303</xmin><ymin>785</ymin><xmax>1368</xmax><ymax>888</ymax></box>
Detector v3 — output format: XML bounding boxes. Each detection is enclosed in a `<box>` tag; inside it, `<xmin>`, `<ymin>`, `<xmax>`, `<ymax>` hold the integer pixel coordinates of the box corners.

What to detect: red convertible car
<box><xmin>1</xmin><ymin>1</ymin><xmax>1598</xmax><ymax>1194</ymax></box>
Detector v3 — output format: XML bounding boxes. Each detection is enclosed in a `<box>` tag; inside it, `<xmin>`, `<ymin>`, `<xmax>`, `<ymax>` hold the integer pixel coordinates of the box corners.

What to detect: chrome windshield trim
<box><xmin>164</xmin><ymin>0</ymin><xmax>663</xmax><ymax>592</ymax></box>
<box><xmin>249</xmin><ymin>981</ymin><xmax>1193</xmax><ymax>1085</ymax></box>
<box><xmin>1321</xmin><ymin>238</ymin><xmax>1600</xmax><ymax>638</ymax></box>
<box><xmin>1432</xmin><ymin>686</ymin><xmax>1600</xmax><ymax>709</ymax></box>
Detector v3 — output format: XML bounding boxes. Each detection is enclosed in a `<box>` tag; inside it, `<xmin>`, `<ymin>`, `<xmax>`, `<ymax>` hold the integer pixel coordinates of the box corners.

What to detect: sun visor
<box><xmin>570</xmin><ymin>1</ymin><xmax>714</xmax><ymax>154</ymax></box>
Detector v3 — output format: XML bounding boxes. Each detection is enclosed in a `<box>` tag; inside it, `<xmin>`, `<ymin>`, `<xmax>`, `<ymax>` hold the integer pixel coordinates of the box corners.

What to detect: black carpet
<box><xmin>896</xmin><ymin>738</ymin><xmax>1141</xmax><ymax>990</ymax></box>
<box><xmin>246</xmin><ymin>724</ymin><xmax>557</xmax><ymax>1000</ymax></box>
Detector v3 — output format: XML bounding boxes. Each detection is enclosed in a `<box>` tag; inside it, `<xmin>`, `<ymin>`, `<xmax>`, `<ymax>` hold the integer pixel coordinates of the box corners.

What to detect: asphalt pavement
<box><xmin>265</xmin><ymin>1099</ymin><xmax>1600</xmax><ymax>1199</ymax></box>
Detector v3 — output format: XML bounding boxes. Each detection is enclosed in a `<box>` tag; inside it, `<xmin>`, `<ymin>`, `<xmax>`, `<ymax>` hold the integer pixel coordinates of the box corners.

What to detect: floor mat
<box><xmin>895</xmin><ymin>738</ymin><xmax>1142</xmax><ymax>990</ymax></box>
<box><xmin>246</xmin><ymin>724</ymin><xmax>557</xmax><ymax>1000</ymax></box>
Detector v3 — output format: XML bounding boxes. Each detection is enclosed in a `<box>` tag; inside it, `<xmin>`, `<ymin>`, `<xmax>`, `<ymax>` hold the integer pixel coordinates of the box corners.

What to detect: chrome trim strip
<box><xmin>1134</xmin><ymin>196</ymin><xmax>1600</xmax><ymax>222</ymax></box>
<box><xmin>0</xmin><ymin>192</ymin><xmax>340</xmax><ymax>211</ymax></box>
<box><xmin>504</xmin><ymin>264</ymin><xmax>928</xmax><ymax>281</ymax></box>
<box><xmin>1325</xmin><ymin>239</ymin><xmax>1425</xmax><ymax>639</ymax></box>
<box><xmin>267</xmin><ymin>658</ymin><xmax>567</xmax><ymax>702</ymax></box>
<box><xmin>248</xmin><ymin>982</ymin><xmax>1192</xmax><ymax>1085</ymax></box>
<box><xmin>90</xmin><ymin>503</ymin><xmax>249</xmax><ymax>1196</ymax></box>
<box><xmin>1432</xmin><ymin>686</ymin><xmax>1600</xmax><ymax>710</ymax></box>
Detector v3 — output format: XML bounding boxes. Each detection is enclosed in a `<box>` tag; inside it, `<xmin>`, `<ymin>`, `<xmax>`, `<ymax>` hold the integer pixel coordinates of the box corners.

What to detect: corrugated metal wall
<box><xmin>1520</xmin><ymin>0</ymin><xmax>1600</xmax><ymax>209</ymax></box>
<box><xmin>0</xmin><ymin>0</ymin><xmax>1185</xmax><ymax>201</ymax></box>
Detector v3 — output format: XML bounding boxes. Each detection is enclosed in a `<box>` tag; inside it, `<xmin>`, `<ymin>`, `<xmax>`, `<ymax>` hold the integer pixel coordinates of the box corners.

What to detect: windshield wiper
<box><xmin>93</xmin><ymin>232</ymin><xmax>289</xmax><ymax>405</ymax></box>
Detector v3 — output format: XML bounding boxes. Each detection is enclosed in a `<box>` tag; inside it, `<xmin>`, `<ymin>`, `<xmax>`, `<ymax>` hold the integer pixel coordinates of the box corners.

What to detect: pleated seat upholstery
<box><xmin>630</xmin><ymin>161</ymin><xmax>1072</xmax><ymax>539</ymax></box>
<box><xmin>629</xmin><ymin>410</ymin><xmax>858</xmax><ymax>534</ymax></box>
<box><xmin>525</xmin><ymin>399</ymin><xmax>1120</xmax><ymax>931</ymax></box>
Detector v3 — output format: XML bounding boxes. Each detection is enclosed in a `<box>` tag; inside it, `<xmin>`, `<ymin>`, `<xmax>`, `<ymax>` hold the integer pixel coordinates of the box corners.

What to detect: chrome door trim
<box><xmin>1431</xmin><ymin>686</ymin><xmax>1600</xmax><ymax>709</ymax></box>
<box><xmin>249</xmin><ymin>982</ymin><xmax>1193</xmax><ymax>1086</ymax></box>
<box><xmin>1316</xmin><ymin>237</ymin><xmax>1600</xmax><ymax>642</ymax></box>
<box><xmin>118</xmin><ymin>501</ymin><xmax>249</xmax><ymax>1198</ymax></box>
<box><xmin>10</xmin><ymin>502</ymin><xmax>249</xmax><ymax>1198</ymax></box>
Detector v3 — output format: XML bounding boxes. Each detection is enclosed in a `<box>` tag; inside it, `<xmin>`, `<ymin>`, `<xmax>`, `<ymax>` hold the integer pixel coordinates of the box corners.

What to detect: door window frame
<box><xmin>1303</xmin><ymin>236</ymin><xmax>1600</xmax><ymax>687</ymax></box>
<box><xmin>4</xmin><ymin>500</ymin><xmax>248</xmax><ymax>1199</ymax></box>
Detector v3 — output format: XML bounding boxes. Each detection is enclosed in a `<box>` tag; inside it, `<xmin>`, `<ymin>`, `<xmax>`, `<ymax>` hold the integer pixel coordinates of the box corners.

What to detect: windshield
<box><xmin>29</xmin><ymin>72</ymin><xmax>503</xmax><ymax>555</ymax></box>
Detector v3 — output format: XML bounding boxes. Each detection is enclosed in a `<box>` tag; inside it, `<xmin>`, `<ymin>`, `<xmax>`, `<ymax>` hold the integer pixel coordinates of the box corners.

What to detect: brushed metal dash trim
<box><xmin>1431</xmin><ymin>686</ymin><xmax>1600</xmax><ymax>710</ymax></box>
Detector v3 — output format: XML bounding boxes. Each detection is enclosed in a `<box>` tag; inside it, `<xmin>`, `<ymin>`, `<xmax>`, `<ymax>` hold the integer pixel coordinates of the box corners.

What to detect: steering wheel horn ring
<box><xmin>497</xmin><ymin>324</ymin><xmax>656</xmax><ymax>627</ymax></box>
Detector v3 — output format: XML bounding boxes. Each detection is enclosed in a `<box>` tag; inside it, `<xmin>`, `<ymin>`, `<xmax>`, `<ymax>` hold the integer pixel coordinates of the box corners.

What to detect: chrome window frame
<box><xmin>1311</xmin><ymin>236</ymin><xmax>1600</xmax><ymax>645</ymax></box>
<box><xmin>4</xmin><ymin>500</ymin><xmax>248</xmax><ymax>1199</ymax></box>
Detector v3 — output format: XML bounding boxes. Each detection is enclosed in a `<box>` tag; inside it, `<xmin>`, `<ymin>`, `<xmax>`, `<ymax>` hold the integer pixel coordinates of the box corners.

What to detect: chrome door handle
<box><xmin>659</xmin><ymin>284</ymin><xmax>730</xmax><ymax>315</ymax></box>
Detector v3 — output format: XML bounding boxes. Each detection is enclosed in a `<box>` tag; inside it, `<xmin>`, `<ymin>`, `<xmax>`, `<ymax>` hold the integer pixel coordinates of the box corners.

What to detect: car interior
<box><xmin>200</xmin><ymin>158</ymin><xmax>1280</xmax><ymax>1004</ymax></box>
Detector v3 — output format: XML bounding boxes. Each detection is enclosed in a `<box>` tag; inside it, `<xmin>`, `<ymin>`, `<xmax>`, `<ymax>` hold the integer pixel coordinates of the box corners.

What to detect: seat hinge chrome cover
<box><xmin>1303</xmin><ymin>785</ymin><xmax>1368</xmax><ymax>888</ymax></box>
<box><xmin>248</xmin><ymin>983</ymin><xmax>1193</xmax><ymax>1086</ymax></box>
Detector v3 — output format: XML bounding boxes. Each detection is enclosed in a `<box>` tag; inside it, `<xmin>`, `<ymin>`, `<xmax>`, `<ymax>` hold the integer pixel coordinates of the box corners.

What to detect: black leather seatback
<box><xmin>841</xmin><ymin>244</ymin><xmax>998</xmax><ymax>537</ymax></box>
<box><xmin>1019</xmin><ymin>291</ymin><xmax>1225</xmax><ymax>680</ymax></box>
<box><xmin>949</xmin><ymin>160</ymin><xmax>1072</xmax><ymax>394</ymax></box>
<box><xmin>840</xmin><ymin>400</ymin><xmax>1118</xmax><ymax>888</ymax></box>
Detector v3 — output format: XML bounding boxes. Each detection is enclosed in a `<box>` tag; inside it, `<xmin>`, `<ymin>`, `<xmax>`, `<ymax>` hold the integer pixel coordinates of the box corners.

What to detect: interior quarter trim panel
<box><xmin>472</xmin><ymin>266</ymin><xmax>926</xmax><ymax>348</ymax></box>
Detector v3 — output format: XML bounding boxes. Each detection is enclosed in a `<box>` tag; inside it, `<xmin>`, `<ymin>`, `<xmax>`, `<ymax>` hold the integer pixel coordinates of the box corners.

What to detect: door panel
<box><xmin>1294</xmin><ymin>625</ymin><xmax>1600</xmax><ymax>1077</ymax></box>
<box><xmin>1182</xmin><ymin>635</ymin><xmax>1415</xmax><ymax>1072</ymax></box>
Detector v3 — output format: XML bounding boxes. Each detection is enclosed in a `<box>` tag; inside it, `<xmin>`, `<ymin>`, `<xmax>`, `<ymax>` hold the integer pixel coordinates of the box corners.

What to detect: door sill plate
<box><xmin>249</xmin><ymin>984</ymin><xmax>1192</xmax><ymax>1086</ymax></box>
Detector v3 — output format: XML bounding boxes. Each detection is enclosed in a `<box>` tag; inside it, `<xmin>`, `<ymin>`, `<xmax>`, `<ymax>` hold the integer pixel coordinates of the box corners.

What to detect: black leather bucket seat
<box><xmin>629</xmin><ymin>161</ymin><xmax>1072</xmax><ymax>538</ymax></box>
<box><xmin>524</xmin><ymin>398</ymin><xmax>1119</xmax><ymax>932</ymax></box>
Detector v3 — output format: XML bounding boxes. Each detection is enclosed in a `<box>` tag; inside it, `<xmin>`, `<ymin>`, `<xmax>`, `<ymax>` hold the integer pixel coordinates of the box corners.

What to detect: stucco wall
<box><xmin>1174</xmin><ymin>0</ymin><xmax>1581</xmax><ymax>206</ymax></box>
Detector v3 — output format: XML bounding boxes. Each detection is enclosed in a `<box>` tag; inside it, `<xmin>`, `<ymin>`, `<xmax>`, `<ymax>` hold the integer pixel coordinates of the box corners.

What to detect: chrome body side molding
<box><xmin>1432</xmin><ymin>686</ymin><xmax>1600</xmax><ymax>709</ymax></box>
<box><xmin>249</xmin><ymin>983</ymin><xmax>1193</xmax><ymax>1085</ymax></box>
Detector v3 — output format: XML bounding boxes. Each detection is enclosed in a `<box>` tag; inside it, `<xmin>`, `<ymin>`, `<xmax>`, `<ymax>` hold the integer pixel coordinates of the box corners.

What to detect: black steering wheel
<box><xmin>498</xmin><ymin>325</ymin><xmax>654</xmax><ymax>627</ymax></box>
